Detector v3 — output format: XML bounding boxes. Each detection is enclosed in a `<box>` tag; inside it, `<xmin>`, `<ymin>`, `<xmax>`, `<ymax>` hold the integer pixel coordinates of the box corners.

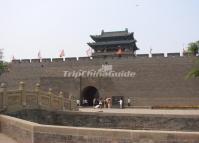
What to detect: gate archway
<box><xmin>81</xmin><ymin>86</ymin><xmax>99</xmax><ymax>106</ymax></box>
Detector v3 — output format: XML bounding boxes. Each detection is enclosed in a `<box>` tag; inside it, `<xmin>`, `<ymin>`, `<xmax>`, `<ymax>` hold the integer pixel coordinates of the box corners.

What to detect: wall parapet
<box><xmin>31</xmin><ymin>59</ymin><xmax>41</xmax><ymax>63</ymax></box>
<box><xmin>167</xmin><ymin>53</ymin><xmax>181</xmax><ymax>57</ymax></box>
<box><xmin>136</xmin><ymin>54</ymin><xmax>149</xmax><ymax>57</ymax></box>
<box><xmin>78</xmin><ymin>57</ymin><xmax>91</xmax><ymax>61</ymax></box>
<box><xmin>21</xmin><ymin>59</ymin><xmax>31</xmax><ymax>63</ymax></box>
<box><xmin>52</xmin><ymin>58</ymin><xmax>64</xmax><ymax>62</ymax></box>
<box><xmin>41</xmin><ymin>58</ymin><xmax>51</xmax><ymax>62</ymax></box>
<box><xmin>11</xmin><ymin>53</ymin><xmax>198</xmax><ymax>64</ymax></box>
<box><xmin>65</xmin><ymin>57</ymin><xmax>77</xmax><ymax>61</ymax></box>
<box><xmin>1</xmin><ymin>114</ymin><xmax>199</xmax><ymax>143</ymax></box>
<box><xmin>152</xmin><ymin>53</ymin><xmax>165</xmax><ymax>57</ymax></box>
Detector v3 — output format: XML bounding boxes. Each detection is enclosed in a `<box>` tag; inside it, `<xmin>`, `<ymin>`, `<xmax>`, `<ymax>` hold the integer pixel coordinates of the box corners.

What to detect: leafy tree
<box><xmin>187</xmin><ymin>41</ymin><xmax>199</xmax><ymax>55</ymax></box>
<box><xmin>0</xmin><ymin>62</ymin><xmax>7</xmax><ymax>76</ymax></box>
<box><xmin>186</xmin><ymin>41</ymin><xmax>199</xmax><ymax>78</ymax></box>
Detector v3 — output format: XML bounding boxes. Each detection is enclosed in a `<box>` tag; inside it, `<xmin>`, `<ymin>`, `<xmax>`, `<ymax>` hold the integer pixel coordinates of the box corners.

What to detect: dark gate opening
<box><xmin>81</xmin><ymin>86</ymin><xmax>99</xmax><ymax>106</ymax></box>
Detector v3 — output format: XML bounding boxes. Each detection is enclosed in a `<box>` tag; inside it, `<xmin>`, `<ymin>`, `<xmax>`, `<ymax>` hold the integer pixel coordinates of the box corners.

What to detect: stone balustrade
<box><xmin>0</xmin><ymin>82</ymin><xmax>78</xmax><ymax>113</ymax></box>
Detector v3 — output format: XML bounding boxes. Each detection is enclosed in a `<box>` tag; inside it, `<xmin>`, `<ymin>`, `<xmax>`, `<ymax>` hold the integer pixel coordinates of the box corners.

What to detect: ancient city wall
<box><xmin>1</xmin><ymin>114</ymin><xmax>199</xmax><ymax>143</ymax></box>
<box><xmin>1</xmin><ymin>53</ymin><xmax>199</xmax><ymax>106</ymax></box>
<box><xmin>7</xmin><ymin>109</ymin><xmax>199</xmax><ymax>132</ymax></box>
<box><xmin>0</xmin><ymin>115</ymin><xmax>36</xmax><ymax>143</ymax></box>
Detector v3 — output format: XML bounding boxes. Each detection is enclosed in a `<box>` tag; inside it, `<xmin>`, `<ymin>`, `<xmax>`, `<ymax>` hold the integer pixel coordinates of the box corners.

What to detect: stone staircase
<box><xmin>0</xmin><ymin>81</ymin><xmax>78</xmax><ymax>113</ymax></box>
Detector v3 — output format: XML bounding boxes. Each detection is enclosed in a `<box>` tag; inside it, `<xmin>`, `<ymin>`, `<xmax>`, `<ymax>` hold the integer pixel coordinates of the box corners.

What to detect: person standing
<box><xmin>99</xmin><ymin>98</ymin><xmax>103</xmax><ymax>109</ymax></box>
<box><xmin>103</xmin><ymin>98</ymin><xmax>107</xmax><ymax>108</ymax></box>
<box><xmin>76</xmin><ymin>99</ymin><xmax>80</xmax><ymax>106</ymax></box>
<box><xmin>93</xmin><ymin>98</ymin><xmax>96</xmax><ymax>107</ymax></box>
<box><xmin>119</xmin><ymin>98</ymin><xmax>123</xmax><ymax>109</ymax></box>
<box><xmin>107</xmin><ymin>98</ymin><xmax>111</xmax><ymax>108</ymax></box>
<box><xmin>127</xmin><ymin>97</ymin><xmax>131</xmax><ymax>107</ymax></box>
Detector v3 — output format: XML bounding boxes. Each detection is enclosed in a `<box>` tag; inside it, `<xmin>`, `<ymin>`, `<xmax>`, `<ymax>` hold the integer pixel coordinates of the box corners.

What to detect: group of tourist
<box><xmin>76</xmin><ymin>97</ymin><xmax>131</xmax><ymax>109</ymax></box>
<box><xmin>93</xmin><ymin>97</ymin><xmax>112</xmax><ymax>109</ymax></box>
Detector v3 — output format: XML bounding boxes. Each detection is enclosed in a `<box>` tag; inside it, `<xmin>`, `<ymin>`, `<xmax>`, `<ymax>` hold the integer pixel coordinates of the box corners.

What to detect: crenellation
<box><xmin>12</xmin><ymin>59</ymin><xmax>21</xmax><ymax>63</ymax></box>
<box><xmin>152</xmin><ymin>53</ymin><xmax>165</xmax><ymax>57</ymax></box>
<box><xmin>31</xmin><ymin>59</ymin><xmax>41</xmax><ymax>63</ymax></box>
<box><xmin>10</xmin><ymin>53</ymin><xmax>199</xmax><ymax>65</ymax></box>
<box><xmin>65</xmin><ymin>57</ymin><xmax>77</xmax><ymax>62</ymax></box>
<box><xmin>167</xmin><ymin>53</ymin><xmax>180</xmax><ymax>57</ymax></box>
<box><xmin>41</xmin><ymin>58</ymin><xmax>52</xmax><ymax>62</ymax></box>
<box><xmin>21</xmin><ymin>59</ymin><xmax>31</xmax><ymax>63</ymax></box>
<box><xmin>78</xmin><ymin>57</ymin><xmax>92</xmax><ymax>61</ymax></box>
<box><xmin>51</xmin><ymin>58</ymin><xmax>64</xmax><ymax>62</ymax></box>
<box><xmin>136</xmin><ymin>54</ymin><xmax>149</xmax><ymax>57</ymax></box>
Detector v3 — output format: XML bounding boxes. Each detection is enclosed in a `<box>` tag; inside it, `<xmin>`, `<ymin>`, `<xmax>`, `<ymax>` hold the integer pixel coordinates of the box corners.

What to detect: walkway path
<box><xmin>0</xmin><ymin>133</ymin><xmax>17</xmax><ymax>143</ymax></box>
<box><xmin>79</xmin><ymin>108</ymin><xmax>199</xmax><ymax>115</ymax></box>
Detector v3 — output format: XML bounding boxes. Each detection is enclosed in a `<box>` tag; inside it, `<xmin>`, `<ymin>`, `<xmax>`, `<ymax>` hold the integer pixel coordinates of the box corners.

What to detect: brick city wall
<box><xmin>1</xmin><ymin>113</ymin><xmax>199</xmax><ymax>143</ymax></box>
<box><xmin>7</xmin><ymin>109</ymin><xmax>199</xmax><ymax>132</ymax></box>
<box><xmin>1</xmin><ymin>54</ymin><xmax>199</xmax><ymax>106</ymax></box>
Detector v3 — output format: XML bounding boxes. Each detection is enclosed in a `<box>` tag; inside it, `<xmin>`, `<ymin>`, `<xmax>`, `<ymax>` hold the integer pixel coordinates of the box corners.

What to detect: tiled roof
<box><xmin>91</xmin><ymin>29</ymin><xmax>133</xmax><ymax>38</ymax></box>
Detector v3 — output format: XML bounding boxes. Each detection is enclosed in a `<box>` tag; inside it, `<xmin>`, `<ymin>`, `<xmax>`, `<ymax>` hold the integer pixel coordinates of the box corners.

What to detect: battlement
<box><xmin>52</xmin><ymin>58</ymin><xmax>64</xmax><ymax>62</ymax></box>
<box><xmin>152</xmin><ymin>53</ymin><xmax>165</xmax><ymax>57</ymax></box>
<box><xmin>167</xmin><ymin>53</ymin><xmax>181</xmax><ymax>57</ymax></box>
<box><xmin>136</xmin><ymin>54</ymin><xmax>149</xmax><ymax>57</ymax></box>
<box><xmin>11</xmin><ymin>52</ymin><xmax>197</xmax><ymax>64</ymax></box>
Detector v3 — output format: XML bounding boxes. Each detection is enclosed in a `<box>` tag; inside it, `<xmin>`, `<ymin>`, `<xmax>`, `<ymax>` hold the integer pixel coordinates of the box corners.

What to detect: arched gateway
<box><xmin>81</xmin><ymin>86</ymin><xmax>99</xmax><ymax>106</ymax></box>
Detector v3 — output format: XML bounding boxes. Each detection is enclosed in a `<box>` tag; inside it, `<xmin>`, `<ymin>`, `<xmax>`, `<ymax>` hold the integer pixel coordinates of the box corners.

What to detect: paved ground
<box><xmin>0</xmin><ymin>133</ymin><xmax>17</xmax><ymax>143</ymax></box>
<box><xmin>79</xmin><ymin>107</ymin><xmax>199</xmax><ymax>115</ymax></box>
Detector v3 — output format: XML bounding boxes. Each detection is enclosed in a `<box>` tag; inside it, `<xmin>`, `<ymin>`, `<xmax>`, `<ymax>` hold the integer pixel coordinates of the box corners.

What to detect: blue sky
<box><xmin>0</xmin><ymin>0</ymin><xmax>199</xmax><ymax>61</ymax></box>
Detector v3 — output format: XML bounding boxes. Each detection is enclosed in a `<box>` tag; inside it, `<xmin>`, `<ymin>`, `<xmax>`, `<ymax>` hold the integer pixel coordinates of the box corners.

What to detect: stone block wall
<box><xmin>33</xmin><ymin>127</ymin><xmax>199</xmax><ymax>143</ymax></box>
<box><xmin>1</xmin><ymin>55</ymin><xmax>199</xmax><ymax>107</ymax></box>
<box><xmin>1</xmin><ymin>114</ymin><xmax>199</xmax><ymax>143</ymax></box>
<box><xmin>7</xmin><ymin>109</ymin><xmax>199</xmax><ymax>132</ymax></box>
<box><xmin>0</xmin><ymin>115</ymin><xmax>36</xmax><ymax>143</ymax></box>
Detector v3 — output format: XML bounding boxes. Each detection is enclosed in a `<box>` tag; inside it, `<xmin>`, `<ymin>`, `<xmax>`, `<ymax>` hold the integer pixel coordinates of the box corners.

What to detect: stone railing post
<box><xmin>68</xmin><ymin>95</ymin><xmax>72</xmax><ymax>110</ymax></box>
<box><xmin>1</xmin><ymin>83</ymin><xmax>7</xmax><ymax>109</ymax></box>
<box><xmin>69</xmin><ymin>94</ymin><xmax>78</xmax><ymax>111</ymax></box>
<box><xmin>48</xmin><ymin>88</ymin><xmax>52</xmax><ymax>108</ymax></box>
<box><xmin>69</xmin><ymin>95</ymin><xmax>74</xmax><ymax>110</ymax></box>
<box><xmin>35</xmin><ymin>83</ymin><xmax>40</xmax><ymax>106</ymax></box>
<box><xmin>19</xmin><ymin>81</ymin><xmax>26</xmax><ymax>106</ymax></box>
<box><xmin>59</xmin><ymin>91</ymin><xmax>65</xmax><ymax>111</ymax></box>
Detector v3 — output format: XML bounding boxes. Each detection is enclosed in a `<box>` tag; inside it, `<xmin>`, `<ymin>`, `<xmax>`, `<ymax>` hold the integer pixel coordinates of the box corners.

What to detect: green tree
<box><xmin>187</xmin><ymin>41</ymin><xmax>199</xmax><ymax>55</ymax></box>
<box><xmin>186</xmin><ymin>41</ymin><xmax>199</xmax><ymax>78</ymax></box>
<box><xmin>0</xmin><ymin>62</ymin><xmax>7</xmax><ymax>76</ymax></box>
